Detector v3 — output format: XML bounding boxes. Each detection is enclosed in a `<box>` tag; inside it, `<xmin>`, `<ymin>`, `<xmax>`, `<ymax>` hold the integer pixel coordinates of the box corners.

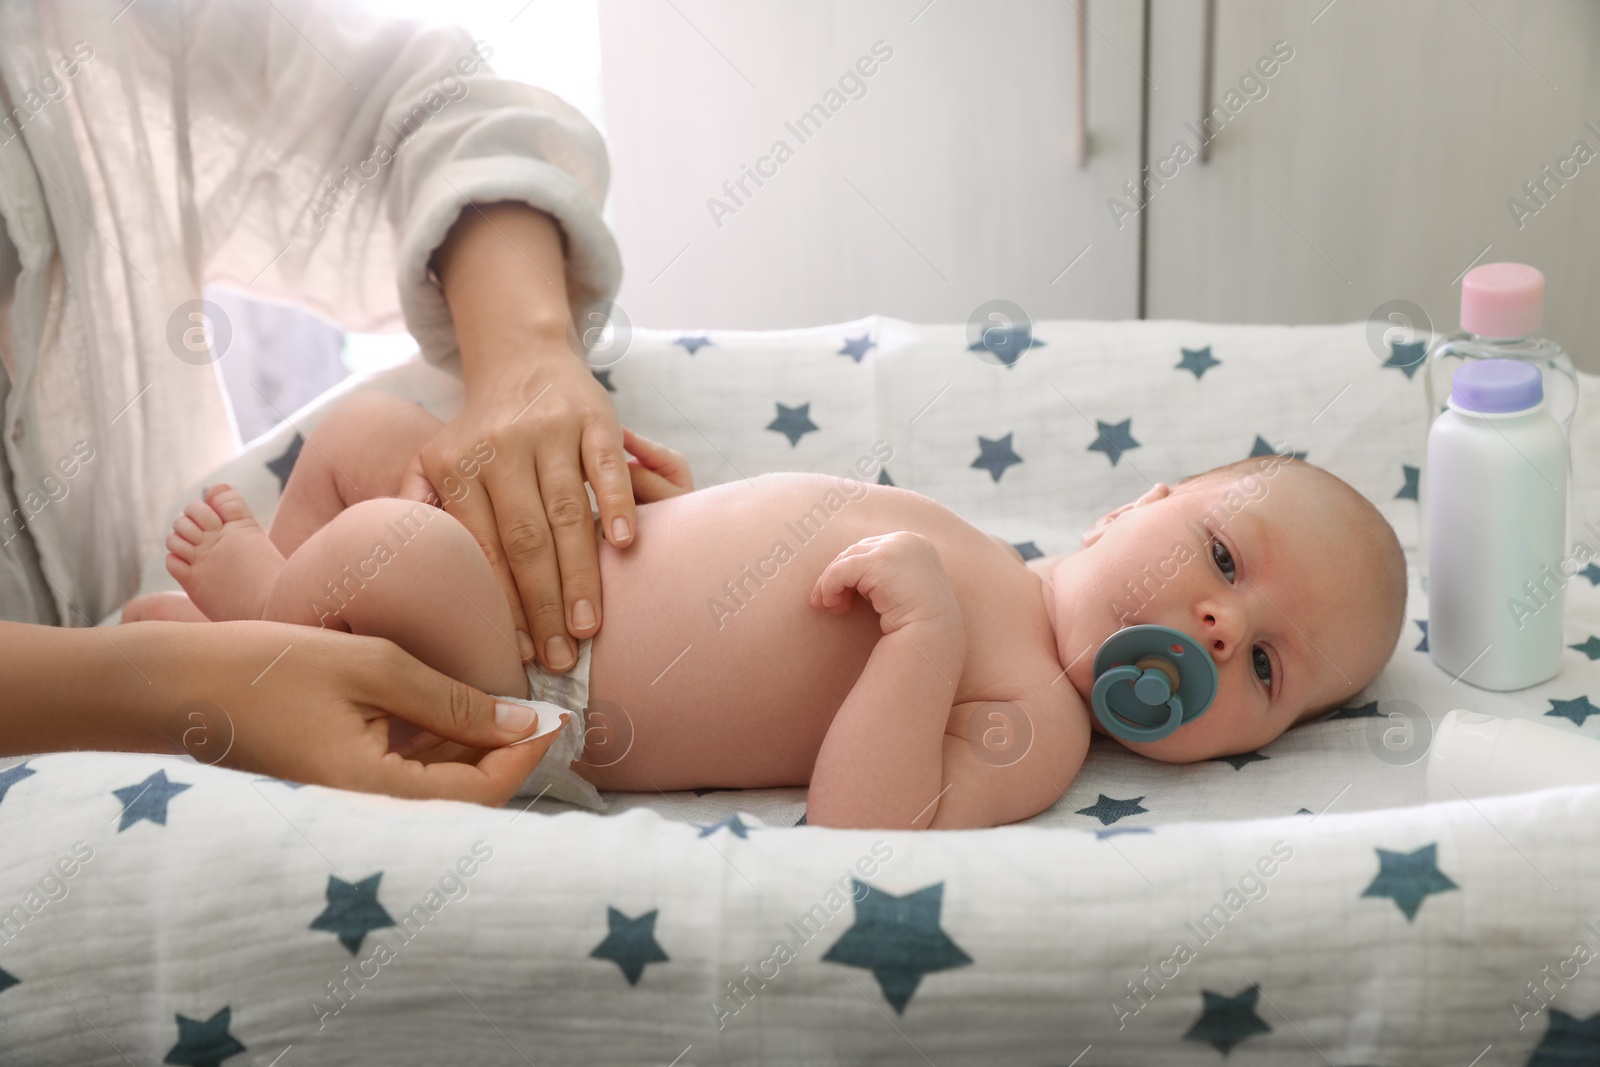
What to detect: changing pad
<box><xmin>9</xmin><ymin>314</ymin><xmax>1600</xmax><ymax>1065</ymax></box>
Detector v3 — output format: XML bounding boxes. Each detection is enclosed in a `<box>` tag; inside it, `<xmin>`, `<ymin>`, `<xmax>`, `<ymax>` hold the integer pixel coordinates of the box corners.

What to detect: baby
<box><xmin>138</xmin><ymin>390</ymin><xmax>1407</xmax><ymax>829</ymax></box>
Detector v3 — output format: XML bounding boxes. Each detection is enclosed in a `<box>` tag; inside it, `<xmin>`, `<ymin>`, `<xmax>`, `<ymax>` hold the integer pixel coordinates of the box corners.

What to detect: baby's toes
<box><xmin>164</xmin><ymin>552</ymin><xmax>191</xmax><ymax>584</ymax></box>
<box><xmin>172</xmin><ymin>514</ymin><xmax>205</xmax><ymax>545</ymax></box>
<box><xmin>183</xmin><ymin>497</ymin><xmax>223</xmax><ymax>533</ymax></box>
<box><xmin>202</xmin><ymin>483</ymin><xmax>256</xmax><ymax>525</ymax></box>
<box><xmin>166</xmin><ymin>530</ymin><xmax>198</xmax><ymax>563</ymax></box>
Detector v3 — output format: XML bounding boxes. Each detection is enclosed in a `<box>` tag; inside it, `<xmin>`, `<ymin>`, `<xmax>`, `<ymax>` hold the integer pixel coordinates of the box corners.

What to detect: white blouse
<box><xmin>0</xmin><ymin>0</ymin><xmax>621</xmax><ymax>625</ymax></box>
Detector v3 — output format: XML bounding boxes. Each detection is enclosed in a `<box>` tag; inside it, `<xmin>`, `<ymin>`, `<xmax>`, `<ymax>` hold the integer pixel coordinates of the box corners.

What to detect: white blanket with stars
<box><xmin>9</xmin><ymin>315</ymin><xmax>1600</xmax><ymax>1065</ymax></box>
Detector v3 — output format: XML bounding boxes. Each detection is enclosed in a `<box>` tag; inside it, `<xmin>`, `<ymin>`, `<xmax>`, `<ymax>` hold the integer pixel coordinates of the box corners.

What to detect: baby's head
<box><xmin>1046</xmin><ymin>454</ymin><xmax>1407</xmax><ymax>762</ymax></box>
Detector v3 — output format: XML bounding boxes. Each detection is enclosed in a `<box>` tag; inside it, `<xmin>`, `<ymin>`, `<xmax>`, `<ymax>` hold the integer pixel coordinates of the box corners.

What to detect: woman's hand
<box><xmin>426</xmin><ymin>201</ymin><xmax>637</xmax><ymax>675</ymax></box>
<box><xmin>409</xmin><ymin>352</ymin><xmax>633</xmax><ymax>671</ymax></box>
<box><xmin>623</xmin><ymin>427</ymin><xmax>694</xmax><ymax>502</ymax></box>
<box><xmin>0</xmin><ymin>620</ymin><xmax>562</xmax><ymax>807</ymax></box>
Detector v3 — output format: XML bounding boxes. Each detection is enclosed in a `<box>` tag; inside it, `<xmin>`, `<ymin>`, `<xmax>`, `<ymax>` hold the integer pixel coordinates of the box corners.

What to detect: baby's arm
<box><xmin>804</xmin><ymin>532</ymin><xmax>961</xmax><ymax>829</ymax></box>
<box><xmin>805</xmin><ymin>532</ymin><xmax>1089</xmax><ymax>830</ymax></box>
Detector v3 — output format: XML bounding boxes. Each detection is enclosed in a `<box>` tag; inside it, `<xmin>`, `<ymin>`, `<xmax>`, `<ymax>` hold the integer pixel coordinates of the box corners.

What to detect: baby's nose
<box><xmin>1197</xmin><ymin>604</ymin><xmax>1246</xmax><ymax>662</ymax></box>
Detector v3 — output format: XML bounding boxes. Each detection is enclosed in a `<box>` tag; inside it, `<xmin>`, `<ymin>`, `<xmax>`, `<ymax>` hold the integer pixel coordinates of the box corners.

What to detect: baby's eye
<box><xmin>1210</xmin><ymin>537</ymin><xmax>1236</xmax><ymax>583</ymax></box>
<box><xmin>1252</xmin><ymin>646</ymin><xmax>1272</xmax><ymax>687</ymax></box>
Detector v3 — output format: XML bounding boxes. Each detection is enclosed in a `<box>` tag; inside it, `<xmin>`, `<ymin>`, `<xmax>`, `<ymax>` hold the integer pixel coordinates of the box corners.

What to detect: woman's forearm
<box><xmin>432</xmin><ymin>202</ymin><xmax>577</xmax><ymax>396</ymax></box>
<box><xmin>0</xmin><ymin>621</ymin><xmax>174</xmax><ymax>756</ymax></box>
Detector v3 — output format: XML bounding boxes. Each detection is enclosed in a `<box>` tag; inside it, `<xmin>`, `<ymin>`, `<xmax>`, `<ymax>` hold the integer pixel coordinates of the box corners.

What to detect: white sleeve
<box><xmin>160</xmin><ymin>0</ymin><xmax>622</xmax><ymax>371</ymax></box>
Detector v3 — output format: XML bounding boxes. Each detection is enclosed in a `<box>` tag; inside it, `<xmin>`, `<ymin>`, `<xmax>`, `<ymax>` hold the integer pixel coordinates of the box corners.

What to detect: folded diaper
<box><xmin>503</xmin><ymin>638</ymin><xmax>606</xmax><ymax>812</ymax></box>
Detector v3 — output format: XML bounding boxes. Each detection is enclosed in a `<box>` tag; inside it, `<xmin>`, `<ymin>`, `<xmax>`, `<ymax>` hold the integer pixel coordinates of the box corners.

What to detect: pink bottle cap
<box><xmin>1460</xmin><ymin>262</ymin><xmax>1543</xmax><ymax>338</ymax></box>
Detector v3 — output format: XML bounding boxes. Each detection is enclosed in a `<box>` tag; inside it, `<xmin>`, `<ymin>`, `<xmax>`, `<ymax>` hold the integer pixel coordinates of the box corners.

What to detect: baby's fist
<box><xmin>808</xmin><ymin>531</ymin><xmax>962</xmax><ymax>638</ymax></box>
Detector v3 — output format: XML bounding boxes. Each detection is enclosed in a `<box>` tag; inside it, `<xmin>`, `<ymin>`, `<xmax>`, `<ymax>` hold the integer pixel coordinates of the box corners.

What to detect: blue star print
<box><xmin>838</xmin><ymin>334</ymin><xmax>876</xmax><ymax>362</ymax></box>
<box><xmin>1250</xmin><ymin>435</ymin><xmax>1306</xmax><ymax>462</ymax></box>
<box><xmin>1546</xmin><ymin>696</ymin><xmax>1600</xmax><ymax>727</ymax></box>
<box><xmin>1529</xmin><ymin>1008</ymin><xmax>1600</xmax><ymax>1065</ymax></box>
<box><xmin>1075</xmin><ymin>794</ymin><xmax>1148</xmax><ymax>826</ymax></box>
<box><xmin>0</xmin><ymin>965</ymin><xmax>16</xmax><ymax>996</ymax></box>
<box><xmin>266</xmin><ymin>432</ymin><xmax>304</xmax><ymax>491</ymax></box>
<box><xmin>822</xmin><ymin>880</ymin><xmax>972</xmax><ymax>1014</ymax></box>
<box><xmin>592</xmin><ymin>369</ymin><xmax>616</xmax><ymax>393</ymax></box>
<box><xmin>1088</xmin><ymin>419</ymin><xmax>1140</xmax><ymax>466</ymax></box>
<box><xmin>1330</xmin><ymin>701</ymin><xmax>1383</xmax><ymax>719</ymax></box>
<box><xmin>673</xmin><ymin>335</ymin><xmax>712</xmax><ymax>355</ymax></box>
<box><xmin>1175</xmin><ymin>345</ymin><xmax>1221</xmax><ymax>379</ymax></box>
<box><xmin>1184</xmin><ymin>984</ymin><xmax>1272</xmax><ymax>1054</ymax></box>
<box><xmin>1211</xmin><ymin>750</ymin><xmax>1269</xmax><ymax>770</ymax></box>
<box><xmin>877</xmin><ymin>467</ymin><xmax>894</xmax><ymax>487</ymax></box>
<box><xmin>696</xmin><ymin>814</ymin><xmax>751</xmax><ymax>839</ymax></box>
<box><xmin>1414</xmin><ymin>619</ymin><xmax>1429</xmax><ymax>653</ymax></box>
<box><xmin>967</xmin><ymin>326</ymin><xmax>1043</xmax><ymax>367</ymax></box>
<box><xmin>310</xmin><ymin>874</ymin><xmax>396</xmax><ymax>955</ymax></box>
<box><xmin>591</xmin><ymin>907</ymin><xmax>670</xmax><ymax>985</ymax></box>
<box><xmin>164</xmin><ymin>1006</ymin><xmax>246</xmax><ymax>1067</ymax></box>
<box><xmin>1397</xmin><ymin>464</ymin><xmax>1419</xmax><ymax>500</ymax></box>
<box><xmin>767</xmin><ymin>402</ymin><xmax>819</xmax><ymax>447</ymax></box>
<box><xmin>1011</xmin><ymin>541</ymin><xmax>1043</xmax><ymax>561</ymax></box>
<box><xmin>1581</xmin><ymin>563</ymin><xmax>1600</xmax><ymax>586</ymax></box>
<box><xmin>0</xmin><ymin>761</ymin><xmax>36</xmax><ymax>808</ymax></box>
<box><xmin>113</xmin><ymin>769</ymin><xmax>191</xmax><ymax>832</ymax></box>
<box><xmin>1361</xmin><ymin>843</ymin><xmax>1457</xmax><ymax>921</ymax></box>
<box><xmin>972</xmin><ymin>434</ymin><xmax>1023</xmax><ymax>482</ymax></box>
<box><xmin>1570</xmin><ymin>636</ymin><xmax>1600</xmax><ymax>661</ymax></box>
<box><xmin>1383</xmin><ymin>339</ymin><xmax>1427</xmax><ymax>379</ymax></box>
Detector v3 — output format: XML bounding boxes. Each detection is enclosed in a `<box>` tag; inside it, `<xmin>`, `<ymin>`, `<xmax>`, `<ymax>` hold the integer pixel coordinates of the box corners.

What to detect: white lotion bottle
<box><xmin>1426</xmin><ymin>710</ymin><xmax>1600</xmax><ymax>801</ymax></box>
<box><xmin>1426</xmin><ymin>359</ymin><xmax>1567</xmax><ymax>690</ymax></box>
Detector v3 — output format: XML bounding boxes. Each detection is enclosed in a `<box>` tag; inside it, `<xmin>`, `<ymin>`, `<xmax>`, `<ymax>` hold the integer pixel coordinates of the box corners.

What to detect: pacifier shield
<box><xmin>1090</xmin><ymin>625</ymin><xmax>1219</xmax><ymax>742</ymax></box>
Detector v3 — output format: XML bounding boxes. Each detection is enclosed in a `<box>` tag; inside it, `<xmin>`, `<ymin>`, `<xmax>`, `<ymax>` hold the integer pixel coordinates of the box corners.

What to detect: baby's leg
<box><xmin>270</xmin><ymin>391</ymin><xmax>445</xmax><ymax>557</ymax></box>
<box><xmin>169</xmin><ymin>486</ymin><xmax>528</xmax><ymax>700</ymax></box>
<box><xmin>266</xmin><ymin>496</ymin><xmax>529</xmax><ymax>699</ymax></box>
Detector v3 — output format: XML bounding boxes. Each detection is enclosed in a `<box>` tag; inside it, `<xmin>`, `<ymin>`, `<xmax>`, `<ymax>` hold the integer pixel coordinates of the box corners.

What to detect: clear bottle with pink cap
<box><xmin>1420</xmin><ymin>262</ymin><xmax>1579</xmax><ymax>592</ymax></box>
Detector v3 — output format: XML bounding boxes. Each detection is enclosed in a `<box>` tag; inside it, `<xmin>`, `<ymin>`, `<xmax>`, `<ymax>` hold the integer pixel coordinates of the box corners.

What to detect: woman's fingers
<box><xmin>477</xmin><ymin>441</ymin><xmax>581</xmax><ymax>669</ymax></box>
<box><xmin>586</xmin><ymin>423</ymin><xmax>637</xmax><ymax>548</ymax></box>
<box><xmin>627</xmin><ymin>462</ymin><xmax>681</xmax><ymax>504</ymax></box>
<box><xmin>362</xmin><ymin>643</ymin><xmax>543</xmax><ymax>750</ymax></box>
<box><xmin>526</xmin><ymin>442</ymin><xmax>602</xmax><ymax>657</ymax></box>
<box><xmin>439</xmin><ymin>456</ymin><xmax>536</xmax><ymax>662</ymax></box>
<box><xmin>398</xmin><ymin>452</ymin><xmax>440</xmax><ymax>507</ymax></box>
<box><xmin>622</xmin><ymin>427</ymin><xmax>693</xmax><ymax>491</ymax></box>
<box><xmin>359</xmin><ymin>728</ymin><xmax>557</xmax><ymax>806</ymax></box>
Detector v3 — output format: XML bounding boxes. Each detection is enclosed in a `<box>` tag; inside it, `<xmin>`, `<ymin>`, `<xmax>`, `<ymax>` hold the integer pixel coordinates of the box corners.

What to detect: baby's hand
<box><xmin>808</xmin><ymin>532</ymin><xmax>963</xmax><ymax>641</ymax></box>
<box><xmin>622</xmin><ymin>427</ymin><xmax>694</xmax><ymax>503</ymax></box>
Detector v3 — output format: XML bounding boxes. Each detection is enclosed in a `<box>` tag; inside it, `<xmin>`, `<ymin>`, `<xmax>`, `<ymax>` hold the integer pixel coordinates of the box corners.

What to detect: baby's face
<box><xmin>1049</xmin><ymin>466</ymin><xmax>1385</xmax><ymax>762</ymax></box>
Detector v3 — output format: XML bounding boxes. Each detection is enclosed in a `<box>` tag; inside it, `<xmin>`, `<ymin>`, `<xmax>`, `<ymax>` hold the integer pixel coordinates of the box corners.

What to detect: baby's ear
<box><xmin>1081</xmin><ymin>482</ymin><xmax>1170</xmax><ymax>548</ymax></box>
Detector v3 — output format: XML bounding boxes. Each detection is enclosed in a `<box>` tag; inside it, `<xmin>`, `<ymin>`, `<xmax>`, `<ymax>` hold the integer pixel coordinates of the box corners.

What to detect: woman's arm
<box><xmin>0</xmin><ymin>620</ymin><xmax>562</xmax><ymax>805</ymax></box>
<box><xmin>119</xmin><ymin>2</ymin><xmax>633</xmax><ymax>671</ymax></box>
<box><xmin>421</xmin><ymin>202</ymin><xmax>637</xmax><ymax>673</ymax></box>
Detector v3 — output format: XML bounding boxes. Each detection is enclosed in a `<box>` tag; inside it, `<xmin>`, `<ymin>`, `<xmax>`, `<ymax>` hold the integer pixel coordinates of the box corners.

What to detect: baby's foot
<box><xmin>165</xmin><ymin>485</ymin><xmax>287</xmax><ymax>622</ymax></box>
<box><xmin>121</xmin><ymin>590</ymin><xmax>209</xmax><ymax>623</ymax></box>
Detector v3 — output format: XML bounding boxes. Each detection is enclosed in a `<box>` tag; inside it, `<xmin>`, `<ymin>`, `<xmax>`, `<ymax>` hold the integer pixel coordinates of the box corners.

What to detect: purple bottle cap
<box><xmin>1450</xmin><ymin>359</ymin><xmax>1543</xmax><ymax>414</ymax></box>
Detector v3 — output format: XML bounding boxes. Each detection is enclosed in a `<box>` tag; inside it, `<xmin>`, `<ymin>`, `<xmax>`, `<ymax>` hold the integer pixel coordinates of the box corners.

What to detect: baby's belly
<box><xmin>580</xmin><ymin>474</ymin><xmax>887</xmax><ymax>791</ymax></box>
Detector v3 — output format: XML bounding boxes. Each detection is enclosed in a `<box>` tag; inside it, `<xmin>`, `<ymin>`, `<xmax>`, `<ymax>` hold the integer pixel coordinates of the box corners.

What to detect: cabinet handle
<box><xmin>1075</xmin><ymin>1</ymin><xmax>1088</xmax><ymax>167</ymax></box>
<box><xmin>1199</xmin><ymin>0</ymin><xmax>1215</xmax><ymax>163</ymax></box>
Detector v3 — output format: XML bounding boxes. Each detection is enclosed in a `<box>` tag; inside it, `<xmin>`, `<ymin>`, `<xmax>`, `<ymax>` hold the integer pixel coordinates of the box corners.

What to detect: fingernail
<box><xmin>546</xmin><ymin>635</ymin><xmax>574</xmax><ymax>670</ymax></box>
<box><xmin>495</xmin><ymin>701</ymin><xmax>535</xmax><ymax>733</ymax></box>
<box><xmin>573</xmin><ymin>599</ymin><xmax>596</xmax><ymax>630</ymax></box>
<box><xmin>515</xmin><ymin>629</ymin><xmax>535</xmax><ymax>661</ymax></box>
<box><xmin>611</xmin><ymin>517</ymin><xmax>630</xmax><ymax>544</ymax></box>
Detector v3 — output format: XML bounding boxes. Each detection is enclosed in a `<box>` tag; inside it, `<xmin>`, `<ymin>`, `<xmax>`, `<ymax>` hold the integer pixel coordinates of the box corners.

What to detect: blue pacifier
<box><xmin>1090</xmin><ymin>625</ymin><xmax>1218</xmax><ymax>743</ymax></box>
